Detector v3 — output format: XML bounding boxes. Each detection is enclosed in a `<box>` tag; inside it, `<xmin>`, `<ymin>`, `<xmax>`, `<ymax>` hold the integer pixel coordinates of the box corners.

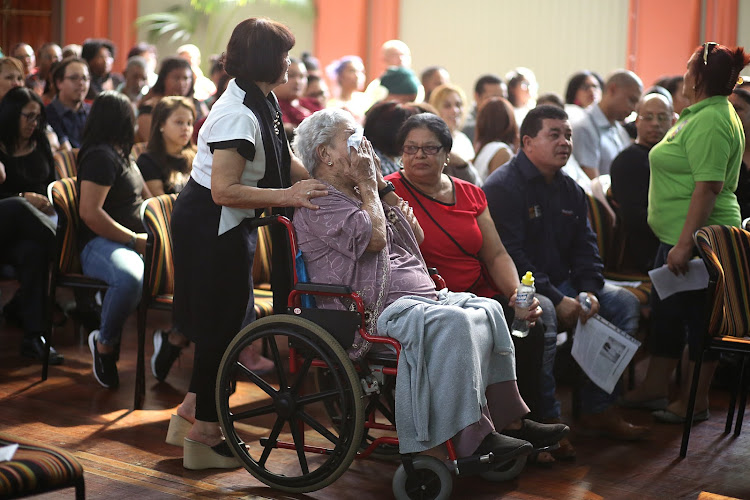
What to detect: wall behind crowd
<box><xmin>401</xmin><ymin>0</ymin><xmax>629</xmax><ymax>99</ymax></box>
<box><xmin>132</xmin><ymin>0</ymin><xmax>750</xmax><ymax>102</ymax></box>
<box><xmin>136</xmin><ymin>0</ymin><xmax>315</xmax><ymax>75</ymax></box>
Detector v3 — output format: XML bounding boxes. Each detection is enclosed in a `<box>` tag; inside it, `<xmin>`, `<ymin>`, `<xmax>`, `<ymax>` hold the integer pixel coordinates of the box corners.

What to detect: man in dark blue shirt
<box><xmin>484</xmin><ymin>105</ymin><xmax>648</xmax><ymax>443</ymax></box>
<box><xmin>46</xmin><ymin>57</ymin><xmax>90</xmax><ymax>149</ymax></box>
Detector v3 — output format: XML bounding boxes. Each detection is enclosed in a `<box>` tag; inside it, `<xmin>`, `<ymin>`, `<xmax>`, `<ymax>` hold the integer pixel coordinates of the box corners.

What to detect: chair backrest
<box><xmin>48</xmin><ymin>177</ymin><xmax>83</xmax><ymax>274</ymax></box>
<box><xmin>131</xmin><ymin>142</ymin><xmax>148</xmax><ymax>162</ymax></box>
<box><xmin>586</xmin><ymin>194</ymin><xmax>615</xmax><ymax>266</ymax></box>
<box><xmin>252</xmin><ymin>225</ymin><xmax>273</xmax><ymax>286</ymax></box>
<box><xmin>694</xmin><ymin>225</ymin><xmax>750</xmax><ymax>337</ymax></box>
<box><xmin>53</xmin><ymin>149</ymin><xmax>78</xmax><ymax>179</ymax></box>
<box><xmin>140</xmin><ymin>194</ymin><xmax>178</xmax><ymax>298</ymax></box>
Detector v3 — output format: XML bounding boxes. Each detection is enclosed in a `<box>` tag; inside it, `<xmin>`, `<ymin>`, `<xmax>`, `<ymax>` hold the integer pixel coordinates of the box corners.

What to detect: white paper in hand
<box><xmin>648</xmin><ymin>259</ymin><xmax>709</xmax><ymax>300</ymax></box>
<box><xmin>572</xmin><ymin>315</ymin><xmax>641</xmax><ymax>394</ymax></box>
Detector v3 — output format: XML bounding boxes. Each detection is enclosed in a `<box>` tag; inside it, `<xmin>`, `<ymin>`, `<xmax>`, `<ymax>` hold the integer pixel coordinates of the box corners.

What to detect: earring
<box><xmin>160</xmin><ymin>128</ymin><xmax>164</xmax><ymax>132</ymax></box>
<box><xmin>327</xmin><ymin>161</ymin><xmax>333</xmax><ymax>166</ymax></box>
<box><xmin>443</xmin><ymin>161</ymin><xmax>448</xmax><ymax>168</ymax></box>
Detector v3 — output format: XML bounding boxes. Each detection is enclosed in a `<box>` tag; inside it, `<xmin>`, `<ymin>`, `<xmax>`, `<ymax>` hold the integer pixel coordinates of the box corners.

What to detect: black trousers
<box><xmin>0</xmin><ymin>197</ymin><xmax>55</xmax><ymax>333</ymax></box>
<box><xmin>172</xmin><ymin>179</ymin><xmax>257</xmax><ymax>422</ymax></box>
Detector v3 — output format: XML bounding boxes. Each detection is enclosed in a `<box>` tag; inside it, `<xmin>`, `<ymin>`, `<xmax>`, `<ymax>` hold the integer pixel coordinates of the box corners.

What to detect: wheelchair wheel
<box><xmin>392</xmin><ymin>456</ymin><xmax>452</xmax><ymax>500</ymax></box>
<box><xmin>315</xmin><ymin>367</ymin><xmax>400</xmax><ymax>459</ymax></box>
<box><xmin>479</xmin><ymin>454</ymin><xmax>527</xmax><ymax>482</ymax></box>
<box><xmin>216</xmin><ymin>315</ymin><xmax>365</xmax><ymax>493</ymax></box>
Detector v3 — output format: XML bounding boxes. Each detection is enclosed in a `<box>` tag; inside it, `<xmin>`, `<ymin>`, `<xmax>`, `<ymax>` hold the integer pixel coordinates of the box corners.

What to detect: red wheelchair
<box><xmin>215</xmin><ymin>216</ymin><xmax>531</xmax><ymax>499</ymax></box>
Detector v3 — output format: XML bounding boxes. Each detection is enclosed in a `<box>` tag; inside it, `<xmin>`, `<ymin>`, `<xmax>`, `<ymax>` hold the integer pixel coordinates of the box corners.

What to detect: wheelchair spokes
<box><xmin>216</xmin><ymin>315</ymin><xmax>364</xmax><ymax>493</ymax></box>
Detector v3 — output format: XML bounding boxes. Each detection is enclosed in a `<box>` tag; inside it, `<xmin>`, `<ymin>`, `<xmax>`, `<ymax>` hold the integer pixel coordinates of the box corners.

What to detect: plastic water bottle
<box><xmin>511</xmin><ymin>271</ymin><xmax>535</xmax><ymax>338</ymax></box>
<box><xmin>578</xmin><ymin>292</ymin><xmax>592</xmax><ymax>313</ymax></box>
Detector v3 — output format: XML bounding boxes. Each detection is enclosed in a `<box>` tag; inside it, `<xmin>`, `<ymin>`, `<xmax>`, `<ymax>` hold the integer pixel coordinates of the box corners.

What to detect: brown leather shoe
<box><xmin>542</xmin><ymin>418</ymin><xmax>576</xmax><ymax>460</ymax></box>
<box><xmin>551</xmin><ymin>436</ymin><xmax>577</xmax><ymax>460</ymax></box>
<box><xmin>578</xmin><ymin>408</ymin><xmax>651</xmax><ymax>441</ymax></box>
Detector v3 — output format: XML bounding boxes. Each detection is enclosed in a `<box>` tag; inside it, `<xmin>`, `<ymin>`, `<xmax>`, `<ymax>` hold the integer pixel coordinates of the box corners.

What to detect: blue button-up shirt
<box><xmin>483</xmin><ymin>150</ymin><xmax>604</xmax><ymax>305</ymax></box>
<box><xmin>46</xmin><ymin>98</ymin><xmax>90</xmax><ymax>148</ymax></box>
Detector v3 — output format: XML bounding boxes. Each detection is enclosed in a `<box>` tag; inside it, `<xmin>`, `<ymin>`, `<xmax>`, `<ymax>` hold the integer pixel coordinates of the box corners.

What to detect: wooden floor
<box><xmin>1</xmin><ymin>281</ymin><xmax>750</xmax><ymax>500</ymax></box>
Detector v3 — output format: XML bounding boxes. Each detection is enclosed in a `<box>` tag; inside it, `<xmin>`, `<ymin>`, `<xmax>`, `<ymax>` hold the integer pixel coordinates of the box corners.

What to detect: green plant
<box><xmin>136</xmin><ymin>0</ymin><xmax>314</xmax><ymax>44</ymax></box>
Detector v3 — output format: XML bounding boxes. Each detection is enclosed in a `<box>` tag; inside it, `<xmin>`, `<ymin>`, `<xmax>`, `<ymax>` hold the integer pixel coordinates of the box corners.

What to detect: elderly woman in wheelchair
<box><xmin>212</xmin><ymin>108</ymin><xmax>567</xmax><ymax>497</ymax></box>
<box><xmin>291</xmin><ymin>109</ymin><xmax>566</xmax><ymax>482</ymax></box>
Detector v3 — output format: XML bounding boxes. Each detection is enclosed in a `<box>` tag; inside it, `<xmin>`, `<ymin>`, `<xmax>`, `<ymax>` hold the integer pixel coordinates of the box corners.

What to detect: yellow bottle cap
<box><xmin>521</xmin><ymin>271</ymin><xmax>534</xmax><ymax>286</ymax></box>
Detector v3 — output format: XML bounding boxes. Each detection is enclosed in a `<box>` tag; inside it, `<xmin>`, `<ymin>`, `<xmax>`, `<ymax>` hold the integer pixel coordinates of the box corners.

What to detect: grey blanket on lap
<box><xmin>377</xmin><ymin>290</ymin><xmax>516</xmax><ymax>453</ymax></box>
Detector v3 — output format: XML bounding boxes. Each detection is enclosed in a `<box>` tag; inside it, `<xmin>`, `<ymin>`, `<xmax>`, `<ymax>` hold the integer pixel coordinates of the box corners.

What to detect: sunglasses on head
<box><xmin>703</xmin><ymin>42</ymin><xmax>718</xmax><ymax>65</ymax></box>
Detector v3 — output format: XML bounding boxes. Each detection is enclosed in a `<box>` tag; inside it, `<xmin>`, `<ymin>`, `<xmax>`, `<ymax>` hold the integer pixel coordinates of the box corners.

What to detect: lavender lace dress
<box><xmin>293</xmin><ymin>184</ymin><xmax>437</xmax><ymax>356</ymax></box>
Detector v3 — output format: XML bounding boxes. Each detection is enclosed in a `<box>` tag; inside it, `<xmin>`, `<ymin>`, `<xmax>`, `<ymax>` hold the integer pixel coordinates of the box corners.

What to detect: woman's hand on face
<box><xmin>347</xmin><ymin>137</ymin><xmax>377</xmax><ymax>186</ymax></box>
<box><xmin>23</xmin><ymin>192</ymin><xmax>54</xmax><ymax>215</ymax></box>
<box><xmin>285</xmin><ymin>179</ymin><xmax>329</xmax><ymax>210</ymax></box>
<box><xmin>667</xmin><ymin>242</ymin><xmax>692</xmax><ymax>275</ymax></box>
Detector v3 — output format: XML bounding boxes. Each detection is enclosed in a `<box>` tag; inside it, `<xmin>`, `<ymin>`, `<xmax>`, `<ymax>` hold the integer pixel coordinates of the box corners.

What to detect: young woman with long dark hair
<box><xmin>0</xmin><ymin>86</ymin><xmax>61</xmax><ymax>365</ymax></box>
<box><xmin>77</xmin><ymin>91</ymin><xmax>151</xmax><ymax>389</ymax></box>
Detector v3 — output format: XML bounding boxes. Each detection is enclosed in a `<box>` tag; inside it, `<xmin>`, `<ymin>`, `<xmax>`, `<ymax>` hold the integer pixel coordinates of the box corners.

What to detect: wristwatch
<box><xmin>378</xmin><ymin>181</ymin><xmax>396</xmax><ymax>198</ymax></box>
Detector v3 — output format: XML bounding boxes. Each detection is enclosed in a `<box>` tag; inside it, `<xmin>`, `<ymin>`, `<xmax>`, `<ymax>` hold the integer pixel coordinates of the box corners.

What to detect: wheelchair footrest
<box><xmin>454</xmin><ymin>453</ymin><xmax>499</xmax><ymax>476</ymax></box>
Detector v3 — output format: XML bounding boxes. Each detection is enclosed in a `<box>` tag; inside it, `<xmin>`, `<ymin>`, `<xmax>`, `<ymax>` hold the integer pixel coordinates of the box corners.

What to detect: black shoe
<box><xmin>473</xmin><ymin>431</ymin><xmax>533</xmax><ymax>463</ymax></box>
<box><xmin>20</xmin><ymin>334</ymin><xmax>65</xmax><ymax>365</ymax></box>
<box><xmin>89</xmin><ymin>330</ymin><xmax>119</xmax><ymax>389</ymax></box>
<box><xmin>151</xmin><ymin>330</ymin><xmax>183</xmax><ymax>382</ymax></box>
<box><xmin>501</xmin><ymin>419</ymin><xmax>570</xmax><ymax>449</ymax></box>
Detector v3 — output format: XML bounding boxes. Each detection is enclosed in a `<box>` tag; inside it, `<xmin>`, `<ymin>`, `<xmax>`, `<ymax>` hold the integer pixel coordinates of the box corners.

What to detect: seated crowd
<box><xmin>1</xmin><ymin>30</ymin><xmax>750</xmax><ymax>474</ymax></box>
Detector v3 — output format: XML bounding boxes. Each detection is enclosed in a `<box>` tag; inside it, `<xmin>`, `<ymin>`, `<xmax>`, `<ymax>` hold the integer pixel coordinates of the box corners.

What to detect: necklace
<box><xmin>273</xmin><ymin>111</ymin><xmax>282</xmax><ymax>136</ymax></box>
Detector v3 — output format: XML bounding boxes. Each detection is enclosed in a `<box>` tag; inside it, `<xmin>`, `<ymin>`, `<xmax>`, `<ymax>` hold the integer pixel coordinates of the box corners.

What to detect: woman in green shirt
<box><xmin>623</xmin><ymin>43</ymin><xmax>750</xmax><ymax>423</ymax></box>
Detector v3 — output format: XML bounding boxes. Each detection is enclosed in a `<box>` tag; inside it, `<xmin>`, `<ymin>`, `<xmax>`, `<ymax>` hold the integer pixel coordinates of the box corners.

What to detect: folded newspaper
<box><xmin>571</xmin><ymin>315</ymin><xmax>641</xmax><ymax>394</ymax></box>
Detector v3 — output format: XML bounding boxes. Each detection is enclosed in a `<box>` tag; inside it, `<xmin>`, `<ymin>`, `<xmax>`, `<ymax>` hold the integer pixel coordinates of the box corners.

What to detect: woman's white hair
<box><xmin>292</xmin><ymin>108</ymin><xmax>353</xmax><ymax>176</ymax></box>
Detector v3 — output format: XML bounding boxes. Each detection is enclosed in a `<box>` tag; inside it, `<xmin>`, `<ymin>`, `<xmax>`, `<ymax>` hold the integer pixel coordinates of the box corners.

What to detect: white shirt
<box><xmin>191</xmin><ymin>79</ymin><xmax>268</xmax><ymax>235</ymax></box>
<box><xmin>571</xmin><ymin>104</ymin><xmax>631</xmax><ymax>176</ymax></box>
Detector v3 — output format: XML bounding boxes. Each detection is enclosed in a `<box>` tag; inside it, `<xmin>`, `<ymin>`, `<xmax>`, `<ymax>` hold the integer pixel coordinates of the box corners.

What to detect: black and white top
<box><xmin>191</xmin><ymin>79</ymin><xmax>269</xmax><ymax>235</ymax></box>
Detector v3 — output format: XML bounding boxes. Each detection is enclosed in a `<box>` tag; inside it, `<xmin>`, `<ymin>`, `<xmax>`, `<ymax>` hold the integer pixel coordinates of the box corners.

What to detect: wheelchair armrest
<box><xmin>295</xmin><ymin>282</ymin><xmax>353</xmax><ymax>294</ymax></box>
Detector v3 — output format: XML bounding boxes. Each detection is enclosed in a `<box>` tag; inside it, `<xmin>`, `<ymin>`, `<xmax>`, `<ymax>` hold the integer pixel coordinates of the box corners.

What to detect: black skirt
<box><xmin>171</xmin><ymin>177</ymin><xmax>257</xmax><ymax>343</ymax></box>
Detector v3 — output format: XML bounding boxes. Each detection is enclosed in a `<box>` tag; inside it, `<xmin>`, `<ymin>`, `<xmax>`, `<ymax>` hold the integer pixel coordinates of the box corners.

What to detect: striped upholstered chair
<box><xmin>134</xmin><ymin>198</ymin><xmax>276</xmax><ymax>408</ymax></box>
<box><xmin>680</xmin><ymin>225</ymin><xmax>750</xmax><ymax>457</ymax></box>
<box><xmin>135</xmin><ymin>194</ymin><xmax>178</xmax><ymax>409</ymax></box>
<box><xmin>53</xmin><ymin>148</ymin><xmax>78</xmax><ymax>179</ymax></box>
<box><xmin>48</xmin><ymin>178</ymin><xmax>110</xmax><ymax>343</ymax></box>
<box><xmin>0</xmin><ymin>432</ymin><xmax>85</xmax><ymax>499</ymax></box>
<box><xmin>586</xmin><ymin>194</ymin><xmax>652</xmax><ymax>306</ymax></box>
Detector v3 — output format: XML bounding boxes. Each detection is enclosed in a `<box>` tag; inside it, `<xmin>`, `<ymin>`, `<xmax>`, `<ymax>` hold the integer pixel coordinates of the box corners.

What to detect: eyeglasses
<box><xmin>638</xmin><ymin>113</ymin><xmax>671</xmax><ymax>124</ymax></box>
<box><xmin>703</xmin><ymin>41</ymin><xmax>718</xmax><ymax>65</ymax></box>
<box><xmin>402</xmin><ymin>144</ymin><xmax>443</xmax><ymax>155</ymax></box>
<box><xmin>64</xmin><ymin>74</ymin><xmax>90</xmax><ymax>83</ymax></box>
<box><xmin>20</xmin><ymin>112</ymin><xmax>41</xmax><ymax>123</ymax></box>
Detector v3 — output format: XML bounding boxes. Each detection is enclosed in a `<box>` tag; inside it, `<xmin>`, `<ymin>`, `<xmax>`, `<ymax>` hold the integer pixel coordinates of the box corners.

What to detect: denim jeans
<box><xmin>536</xmin><ymin>281</ymin><xmax>640</xmax><ymax>417</ymax></box>
<box><xmin>80</xmin><ymin>236</ymin><xmax>143</xmax><ymax>346</ymax></box>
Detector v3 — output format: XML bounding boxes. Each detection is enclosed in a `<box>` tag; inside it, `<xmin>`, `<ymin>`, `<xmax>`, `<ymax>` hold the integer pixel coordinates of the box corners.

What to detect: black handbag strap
<box><xmin>398</xmin><ymin>174</ymin><xmax>480</xmax><ymax>262</ymax></box>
